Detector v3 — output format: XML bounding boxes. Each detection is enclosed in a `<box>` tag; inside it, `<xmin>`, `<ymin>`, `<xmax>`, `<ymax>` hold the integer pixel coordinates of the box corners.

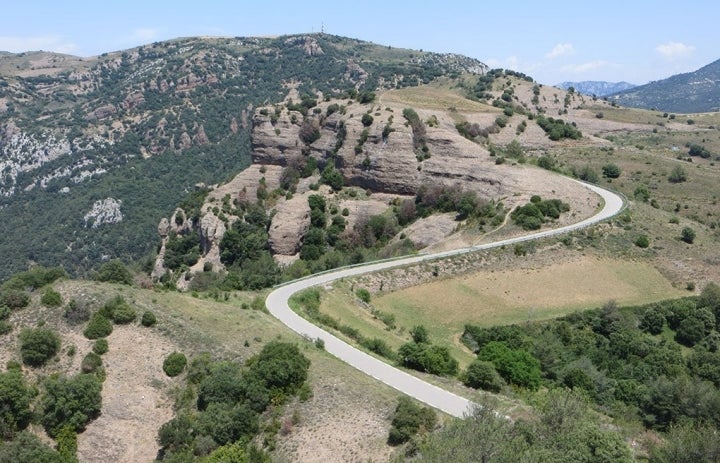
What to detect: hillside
<box><xmin>609</xmin><ymin>58</ymin><xmax>720</xmax><ymax>112</ymax></box>
<box><xmin>557</xmin><ymin>80</ymin><xmax>636</xmax><ymax>96</ymax></box>
<box><xmin>0</xmin><ymin>34</ymin><xmax>487</xmax><ymax>281</ymax></box>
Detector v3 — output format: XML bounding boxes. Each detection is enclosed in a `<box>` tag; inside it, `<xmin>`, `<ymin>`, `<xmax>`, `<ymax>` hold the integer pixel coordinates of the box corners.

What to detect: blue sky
<box><xmin>2</xmin><ymin>1</ymin><xmax>717</xmax><ymax>85</ymax></box>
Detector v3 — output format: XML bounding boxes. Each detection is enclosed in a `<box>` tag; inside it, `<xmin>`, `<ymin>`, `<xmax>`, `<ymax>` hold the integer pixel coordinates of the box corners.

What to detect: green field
<box><xmin>321</xmin><ymin>255</ymin><xmax>686</xmax><ymax>366</ymax></box>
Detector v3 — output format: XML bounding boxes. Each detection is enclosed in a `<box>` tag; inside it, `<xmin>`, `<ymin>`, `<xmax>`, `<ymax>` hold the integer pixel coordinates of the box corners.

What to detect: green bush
<box><xmin>478</xmin><ymin>341</ymin><xmax>541</xmax><ymax>390</ymax></box>
<box><xmin>361</xmin><ymin>113</ymin><xmax>374</xmax><ymax>127</ymax></box>
<box><xmin>141</xmin><ymin>310</ymin><xmax>157</xmax><ymax>327</ymax></box>
<box><xmin>41</xmin><ymin>373</ymin><xmax>102</xmax><ymax>437</ymax></box>
<box><xmin>635</xmin><ymin>234</ymin><xmax>650</xmax><ymax>248</ymax></box>
<box><xmin>387</xmin><ymin>397</ymin><xmax>437</xmax><ymax>445</ymax></box>
<box><xmin>40</xmin><ymin>288</ymin><xmax>63</xmax><ymax>307</ymax></box>
<box><xmin>355</xmin><ymin>288</ymin><xmax>371</xmax><ymax>303</ymax></box>
<box><xmin>95</xmin><ymin>259</ymin><xmax>133</xmax><ymax>285</ymax></box>
<box><xmin>80</xmin><ymin>352</ymin><xmax>103</xmax><ymax>374</ymax></box>
<box><xmin>463</xmin><ymin>359</ymin><xmax>504</xmax><ymax>392</ymax></box>
<box><xmin>83</xmin><ymin>313</ymin><xmax>113</xmax><ymax>339</ymax></box>
<box><xmin>681</xmin><ymin>227</ymin><xmax>696</xmax><ymax>244</ymax></box>
<box><xmin>668</xmin><ymin>165</ymin><xmax>687</xmax><ymax>183</ymax></box>
<box><xmin>0</xmin><ymin>431</ymin><xmax>67</xmax><ymax>462</ymax></box>
<box><xmin>0</xmin><ymin>369</ymin><xmax>34</xmax><ymax>435</ymax></box>
<box><xmin>63</xmin><ymin>299</ymin><xmax>91</xmax><ymax>325</ymax></box>
<box><xmin>0</xmin><ymin>290</ymin><xmax>30</xmax><ymax>310</ymax></box>
<box><xmin>20</xmin><ymin>327</ymin><xmax>61</xmax><ymax>367</ymax></box>
<box><xmin>102</xmin><ymin>296</ymin><xmax>137</xmax><ymax>324</ymax></box>
<box><xmin>163</xmin><ymin>352</ymin><xmax>188</xmax><ymax>377</ymax></box>
<box><xmin>602</xmin><ymin>163</ymin><xmax>621</xmax><ymax>178</ymax></box>
<box><xmin>93</xmin><ymin>338</ymin><xmax>109</xmax><ymax>355</ymax></box>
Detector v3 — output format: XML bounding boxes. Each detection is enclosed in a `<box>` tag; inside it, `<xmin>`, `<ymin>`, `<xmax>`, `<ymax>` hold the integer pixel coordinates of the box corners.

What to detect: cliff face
<box><xmin>154</xmin><ymin>86</ymin><xmax>601</xmax><ymax>285</ymax></box>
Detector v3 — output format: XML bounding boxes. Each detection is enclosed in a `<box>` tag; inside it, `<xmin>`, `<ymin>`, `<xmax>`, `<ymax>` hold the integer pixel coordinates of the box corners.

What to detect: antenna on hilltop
<box><xmin>321</xmin><ymin>22</ymin><xmax>324</xmax><ymax>34</ymax></box>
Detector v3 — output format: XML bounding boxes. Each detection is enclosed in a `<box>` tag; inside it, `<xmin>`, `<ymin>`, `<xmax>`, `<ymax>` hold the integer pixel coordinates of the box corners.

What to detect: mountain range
<box><xmin>557</xmin><ymin>81</ymin><xmax>636</xmax><ymax>97</ymax></box>
<box><xmin>608</xmin><ymin>58</ymin><xmax>720</xmax><ymax>113</ymax></box>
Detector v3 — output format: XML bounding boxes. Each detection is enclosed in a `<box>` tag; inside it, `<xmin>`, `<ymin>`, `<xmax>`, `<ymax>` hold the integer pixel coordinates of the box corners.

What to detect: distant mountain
<box><xmin>609</xmin><ymin>59</ymin><xmax>720</xmax><ymax>113</ymax></box>
<box><xmin>557</xmin><ymin>81</ymin><xmax>636</xmax><ymax>97</ymax></box>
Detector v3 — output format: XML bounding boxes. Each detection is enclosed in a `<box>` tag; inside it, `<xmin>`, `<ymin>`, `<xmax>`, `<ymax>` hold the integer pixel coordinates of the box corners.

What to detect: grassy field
<box><xmin>321</xmin><ymin>255</ymin><xmax>685</xmax><ymax>366</ymax></box>
<box><xmin>381</xmin><ymin>85</ymin><xmax>496</xmax><ymax>112</ymax></box>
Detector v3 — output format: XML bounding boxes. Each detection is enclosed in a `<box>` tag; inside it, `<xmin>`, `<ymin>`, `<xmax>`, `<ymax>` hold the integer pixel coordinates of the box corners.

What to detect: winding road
<box><xmin>265</xmin><ymin>179</ymin><xmax>624</xmax><ymax>418</ymax></box>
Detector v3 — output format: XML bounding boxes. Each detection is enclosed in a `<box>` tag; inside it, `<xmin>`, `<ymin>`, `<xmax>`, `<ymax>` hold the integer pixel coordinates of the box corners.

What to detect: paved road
<box><xmin>265</xmin><ymin>179</ymin><xmax>624</xmax><ymax>418</ymax></box>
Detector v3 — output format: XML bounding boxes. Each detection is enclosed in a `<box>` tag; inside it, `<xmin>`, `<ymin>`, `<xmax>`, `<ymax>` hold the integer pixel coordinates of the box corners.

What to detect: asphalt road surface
<box><xmin>265</xmin><ymin>179</ymin><xmax>624</xmax><ymax>418</ymax></box>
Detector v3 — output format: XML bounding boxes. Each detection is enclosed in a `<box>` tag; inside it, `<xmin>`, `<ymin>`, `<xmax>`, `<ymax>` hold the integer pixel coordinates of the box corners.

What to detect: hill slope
<box><xmin>609</xmin><ymin>58</ymin><xmax>720</xmax><ymax>112</ymax></box>
<box><xmin>0</xmin><ymin>34</ymin><xmax>487</xmax><ymax>281</ymax></box>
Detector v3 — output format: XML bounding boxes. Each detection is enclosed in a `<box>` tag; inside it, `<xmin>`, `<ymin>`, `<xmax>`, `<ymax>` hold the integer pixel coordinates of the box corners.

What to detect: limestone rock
<box><xmin>268</xmin><ymin>194</ymin><xmax>311</xmax><ymax>256</ymax></box>
<box><xmin>83</xmin><ymin>198</ymin><xmax>123</xmax><ymax>228</ymax></box>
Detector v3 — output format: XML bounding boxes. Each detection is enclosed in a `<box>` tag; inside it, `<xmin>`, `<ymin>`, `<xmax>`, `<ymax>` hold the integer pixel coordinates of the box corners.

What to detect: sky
<box><xmin>1</xmin><ymin>1</ymin><xmax>718</xmax><ymax>85</ymax></box>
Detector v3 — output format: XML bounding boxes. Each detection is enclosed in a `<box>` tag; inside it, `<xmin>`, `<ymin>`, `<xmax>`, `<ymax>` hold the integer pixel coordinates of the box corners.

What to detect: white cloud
<box><xmin>0</xmin><ymin>35</ymin><xmax>77</xmax><ymax>54</ymax></box>
<box><xmin>546</xmin><ymin>43</ymin><xmax>575</xmax><ymax>59</ymax></box>
<box><xmin>130</xmin><ymin>28</ymin><xmax>159</xmax><ymax>42</ymax></box>
<box><xmin>560</xmin><ymin>60</ymin><xmax>613</xmax><ymax>74</ymax></box>
<box><xmin>655</xmin><ymin>41</ymin><xmax>695</xmax><ymax>58</ymax></box>
<box><xmin>485</xmin><ymin>55</ymin><xmax>519</xmax><ymax>70</ymax></box>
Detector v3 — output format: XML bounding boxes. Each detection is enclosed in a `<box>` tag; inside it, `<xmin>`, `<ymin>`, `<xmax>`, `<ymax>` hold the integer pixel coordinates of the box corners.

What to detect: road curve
<box><xmin>265</xmin><ymin>179</ymin><xmax>624</xmax><ymax>418</ymax></box>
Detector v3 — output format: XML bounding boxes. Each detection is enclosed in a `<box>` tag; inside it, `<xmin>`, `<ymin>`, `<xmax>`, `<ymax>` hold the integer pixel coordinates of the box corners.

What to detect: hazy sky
<box><xmin>2</xmin><ymin>1</ymin><xmax>717</xmax><ymax>85</ymax></box>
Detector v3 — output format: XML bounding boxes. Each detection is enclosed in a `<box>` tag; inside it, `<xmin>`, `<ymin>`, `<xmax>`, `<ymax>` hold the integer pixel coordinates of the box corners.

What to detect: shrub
<box><xmin>0</xmin><ymin>290</ymin><xmax>30</xmax><ymax>310</ymax></box>
<box><xmin>41</xmin><ymin>288</ymin><xmax>63</xmax><ymax>307</ymax></box>
<box><xmin>478</xmin><ymin>341</ymin><xmax>541</xmax><ymax>390</ymax></box>
<box><xmin>95</xmin><ymin>259</ymin><xmax>133</xmax><ymax>285</ymax></box>
<box><xmin>141</xmin><ymin>310</ymin><xmax>157</xmax><ymax>327</ymax></box>
<box><xmin>463</xmin><ymin>359</ymin><xmax>504</xmax><ymax>392</ymax></box>
<box><xmin>635</xmin><ymin>234</ymin><xmax>650</xmax><ymax>248</ymax></box>
<box><xmin>80</xmin><ymin>352</ymin><xmax>103</xmax><ymax>374</ymax></box>
<box><xmin>355</xmin><ymin>288</ymin><xmax>371</xmax><ymax>303</ymax></box>
<box><xmin>0</xmin><ymin>369</ymin><xmax>33</xmax><ymax>435</ymax></box>
<box><xmin>602</xmin><ymin>163</ymin><xmax>621</xmax><ymax>178</ymax></box>
<box><xmin>41</xmin><ymin>374</ymin><xmax>102</xmax><ymax>437</ymax></box>
<box><xmin>83</xmin><ymin>313</ymin><xmax>113</xmax><ymax>339</ymax></box>
<box><xmin>387</xmin><ymin>397</ymin><xmax>437</xmax><ymax>445</ymax></box>
<box><xmin>361</xmin><ymin>113</ymin><xmax>374</xmax><ymax>127</ymax></box>
<box><xmin>63</xmin><ymin>299</ymin><xmax>91</xmax><ymax>325</ymax></box>
<box><xmin>102</xmin><ymin>296</ymin><xmax>137</xmax><ymax>324</ymax></box>
<box><xmin>681</xmin><ymin>227</ymin><xmax>696</xmax><ymax>244</ymax></box>
<box><xmin>93</xmin><ymin>339</ymin><xmax>109</xmax><ymax>355</ymax></box>
<box><xmin>668</xmin><ymin>166</ymin><xmax>687</xmax><ymax>183</ymax></box>
<box><xmin>20</xmin><ymin>327</ymin><xmax>61</xmax><ymax>367</ymax></box>
<box><xmin>163</xmin><ymin>352</ymin><xmax>188</xmax><ymax>377</ymax></box>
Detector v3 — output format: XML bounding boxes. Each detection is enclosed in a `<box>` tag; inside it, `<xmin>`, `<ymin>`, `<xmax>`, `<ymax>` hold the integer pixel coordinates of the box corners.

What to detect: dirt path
<box><xmin>77</xmin><ymin>325</ymin><xmax>177</xmax><ymax>463</ymax></box>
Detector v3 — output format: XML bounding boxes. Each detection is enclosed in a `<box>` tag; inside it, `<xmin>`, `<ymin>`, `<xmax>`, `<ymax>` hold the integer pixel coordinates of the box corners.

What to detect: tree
<box><xmin>248</xmin><ymin>341</ymin><xmax>310</xmax><ymax>395</ymax></box>
<box><xmin>463</xmin><ymin>359</ymin><xmax>504</xmax><ymax>392</ymax></box>
<box><xmin>95</xmin><ymin>259</ymin><xmax>133</xmax><ymax>285</ymax></box>
<box><xmin>478</xmin><ymin>341</ymin><xmax>542</xmax><ymax>390</ymax></box>
<box><xmin>20</xmin><ymin>327</ymin><xmax>61</xmax><ymax>367</ymax></box>
<box><xmin>163</xmin><ymin>352</ymin><xmax>188</xmax><ymax>377</ymax></box>
<box><xmin>41</xmin><ymin>374</ymin><xmax>103</xmax><ymax>437</ymax></box>
<box><xmin>0</xmin><ymin>369</ymin><xmax>33</xmax><ymax>438</ymax></box>
<box><xmin>668</xmin><ymin>165</ymin><xmax>687</xmax><ymax>183</ymax></box>
<box><xmin>635</xmin><ymin>234</ymin><xmax>650</xmax><ymax>248</ymax></box>
<box><xmin>681</xmin><ymin>227</ymin><xmax>696</xmax><ymax>244</ymax></box>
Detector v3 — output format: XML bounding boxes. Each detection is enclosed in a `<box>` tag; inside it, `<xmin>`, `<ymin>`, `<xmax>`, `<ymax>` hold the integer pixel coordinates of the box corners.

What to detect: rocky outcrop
<box><xmin>83</xmin><ymin>198</ymin><xmax>123</xmax><ymax>228</ymax></box>
<box><xmin>268</xmin><ymin>194</ymin><xmax>311</xmax><ymax>256</ymax></box>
